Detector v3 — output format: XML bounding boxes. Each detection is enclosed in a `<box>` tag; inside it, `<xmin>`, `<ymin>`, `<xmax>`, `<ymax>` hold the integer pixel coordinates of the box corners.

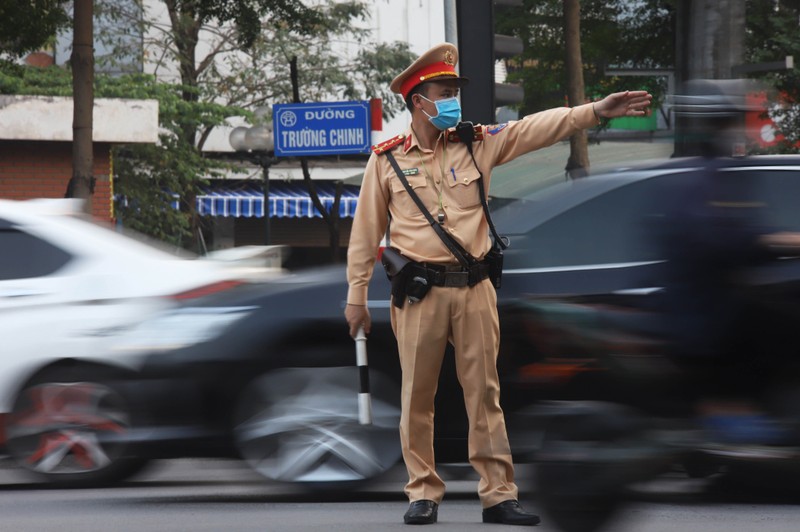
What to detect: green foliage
<box><xmin>0</xmin><ymin>60</ymin><xmax>72</xmax><ymax>95</ymax></box>
<box><xmin>0</xmin><ymin>0</ymin><xmax>70</xmax><ymax>58</ymax></box>
<box><xmin>495</xmin><ymin>0</ymin><xmax>674</xmax><ymax>115</ymax></box>
<box><xmin>112</xmin><ymin>140</ymin><xmax>194</xmax><ymax>247</ymax></box>
<box><xmin>198</xmin><ymin>0</ymin><xmax>328</xmax><ymax>48</ymax></box>
<box><xmin>97</xmin><ymin>74</ymin><xmax>244</xmax><ymax>247</ymax></box>
<box><xmin>745</xmin><ymin>0</ymin><xmax>800</xmax><ymax>153</ymax></box>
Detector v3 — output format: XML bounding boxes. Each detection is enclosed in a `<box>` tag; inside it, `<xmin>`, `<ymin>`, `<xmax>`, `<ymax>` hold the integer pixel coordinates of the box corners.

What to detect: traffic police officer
<box><xmin>345</xmin><ymin>43</ymin><xmax>652</xmax><ymax>526</ymax></box>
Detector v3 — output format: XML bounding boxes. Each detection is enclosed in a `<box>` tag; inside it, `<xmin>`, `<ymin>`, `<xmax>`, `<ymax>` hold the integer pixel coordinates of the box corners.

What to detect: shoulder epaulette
<box><xmin>372</xmin><ymin>134</ymin><xmax>406</xmax><ymax>155</ymax></box>
<box><xmin>446</xmin><ymin>125</ymin><xmax>484</xmax><ymax>143</ymax></box>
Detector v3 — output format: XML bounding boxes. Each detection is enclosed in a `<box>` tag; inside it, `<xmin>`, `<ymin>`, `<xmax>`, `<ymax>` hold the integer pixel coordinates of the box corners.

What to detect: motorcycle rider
<box><xmin>656</xmin><ymin>79</ymin><xmax>800</xmax><ymax>442</ymax></box>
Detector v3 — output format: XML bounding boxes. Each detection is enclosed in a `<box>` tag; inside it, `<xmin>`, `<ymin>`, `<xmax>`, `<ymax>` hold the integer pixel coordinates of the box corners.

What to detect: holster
<box><xmin>484</xmin><ymin>243</ymin><xmax>504</xmax><ymax>289</ymax></box>
<box><xmin>381</xmin><ymin>247</ymin><xmax>431</xmax><ymax>308</ymax></box>
<box><xmin>380</xmin><ymin>247</ymin><xmax>410</xmax><ymax>278</ymax></box>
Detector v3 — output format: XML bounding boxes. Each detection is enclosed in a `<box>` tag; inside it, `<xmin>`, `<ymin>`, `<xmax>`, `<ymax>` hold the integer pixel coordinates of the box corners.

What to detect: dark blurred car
<box><xmin>7</xmin><ymin>155</ymin><xmax>800</xmax><ymax>488</ymax></box>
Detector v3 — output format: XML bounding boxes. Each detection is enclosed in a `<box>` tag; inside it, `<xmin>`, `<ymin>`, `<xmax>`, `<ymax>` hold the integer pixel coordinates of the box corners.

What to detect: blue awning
<box><xmin>195</xmin><ymin>182</ymin><xmax>359</xmax><ymax>219</ymax></box>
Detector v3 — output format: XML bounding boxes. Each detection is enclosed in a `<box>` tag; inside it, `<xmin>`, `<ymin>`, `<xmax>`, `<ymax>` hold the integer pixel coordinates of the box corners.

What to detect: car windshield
<box><xmin>489</xmin><ymin>140</ymin><xmax>674</xmax><ymax>200</ymax></box>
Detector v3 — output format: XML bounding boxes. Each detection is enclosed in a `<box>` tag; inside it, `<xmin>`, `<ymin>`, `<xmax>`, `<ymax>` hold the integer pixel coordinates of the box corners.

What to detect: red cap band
<box><xmin>399</xmin><ymin>61</ymin><xmax>458</xmax><ymax>99</ymax></box>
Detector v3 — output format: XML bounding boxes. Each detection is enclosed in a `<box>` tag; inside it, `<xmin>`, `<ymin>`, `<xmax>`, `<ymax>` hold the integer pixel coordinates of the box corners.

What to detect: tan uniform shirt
<box><xmin>346</xmin><ymin>103</ymin><xmax>599</xmax><ymax>306</ymax></box>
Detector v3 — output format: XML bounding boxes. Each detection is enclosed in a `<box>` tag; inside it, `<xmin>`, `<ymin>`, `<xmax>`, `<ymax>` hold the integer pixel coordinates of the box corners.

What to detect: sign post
<box><xmin>273</xmin><ymin>101</ymin><xmax>372</xmax><ymax>157</ymax></box>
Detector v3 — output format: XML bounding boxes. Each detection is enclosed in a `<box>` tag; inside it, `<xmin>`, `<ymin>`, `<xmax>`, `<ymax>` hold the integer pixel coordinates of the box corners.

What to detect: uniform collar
<box><xmin>404</xmin><ymin>126</ymin><xmax>447</xmax><ymax>155</ymax></box>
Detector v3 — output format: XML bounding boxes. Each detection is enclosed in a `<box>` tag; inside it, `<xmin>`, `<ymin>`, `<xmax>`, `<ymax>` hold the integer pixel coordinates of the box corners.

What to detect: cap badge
<box><xmin>443</xmin><ymin>49</ymin><xmax>455</xmax><ymax>66</ymax></box>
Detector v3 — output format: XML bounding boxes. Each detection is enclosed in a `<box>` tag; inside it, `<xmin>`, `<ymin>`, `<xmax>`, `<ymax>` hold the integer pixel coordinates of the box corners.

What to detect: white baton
<box><xmin>355</xmin><ymin>327</ymin><xmax>372</xmax><ymax>425</ymax></box>
<box><xmin>354</xmin><ymin>326</ymin><xmax>373</xmax><ymax>425</ymax></box>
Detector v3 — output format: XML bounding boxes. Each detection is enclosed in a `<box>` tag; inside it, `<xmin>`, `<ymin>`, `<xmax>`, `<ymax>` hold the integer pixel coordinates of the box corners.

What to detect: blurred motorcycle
<box><xmin>511</xmin><ymin>265</ymin><xmax>800</xmax><ymax>532</ymax></box>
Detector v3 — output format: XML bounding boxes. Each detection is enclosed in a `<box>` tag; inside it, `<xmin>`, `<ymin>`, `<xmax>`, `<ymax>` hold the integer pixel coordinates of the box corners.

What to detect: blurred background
<box><xmin>2</xmin><ymin>2</ymin><xmax>800</xmax><ymax>532</ymax></box>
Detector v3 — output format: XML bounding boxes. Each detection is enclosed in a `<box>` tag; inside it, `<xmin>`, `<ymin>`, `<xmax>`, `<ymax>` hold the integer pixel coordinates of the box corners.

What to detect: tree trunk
<box><xmin>67</xmin><ymin>0</ymin><xmax>94</xmax><ymax>209</ymax></box>
<box><xmin>563</xmin><ymin>0</ymin><xmax>590</xmax><ymax>179</ymax></box>
<box><xmin>166</xmin><ymin>0</ymin><xmax>202</xmax><ymax>252</ymax></box>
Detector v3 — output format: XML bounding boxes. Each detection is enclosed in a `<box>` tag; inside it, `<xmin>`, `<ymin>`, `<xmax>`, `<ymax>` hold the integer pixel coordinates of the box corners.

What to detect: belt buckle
<box><xmin>444</xmin><ymin>271</ymin><xmax>469</xmax><ymax>287</ymax></box>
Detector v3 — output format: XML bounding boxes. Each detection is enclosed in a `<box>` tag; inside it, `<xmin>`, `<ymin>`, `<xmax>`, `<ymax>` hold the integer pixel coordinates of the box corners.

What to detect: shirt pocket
<box><xmin>446</xmin><ymin>166</ymin><xmax>482</xmax><ymax>208</ymax></box>
<box><xmin>390</xmin><ymin>174</ymin><xmax>433</xmax><ymax>214</ymax></box>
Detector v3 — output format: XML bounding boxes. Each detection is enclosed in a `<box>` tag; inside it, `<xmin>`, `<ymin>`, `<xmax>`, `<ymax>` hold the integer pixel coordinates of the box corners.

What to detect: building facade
<box><xmin>0</xmin><ymin>96</ymin><xmax>159</xmax><ymax>221</ymax></box>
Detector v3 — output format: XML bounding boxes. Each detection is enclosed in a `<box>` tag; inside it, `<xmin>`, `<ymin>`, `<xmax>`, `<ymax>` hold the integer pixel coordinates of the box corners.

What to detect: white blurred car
<box><xmin>0</xmin><ymin>199</ymin><xmax>262</xmax><ymax>486</ymax></box>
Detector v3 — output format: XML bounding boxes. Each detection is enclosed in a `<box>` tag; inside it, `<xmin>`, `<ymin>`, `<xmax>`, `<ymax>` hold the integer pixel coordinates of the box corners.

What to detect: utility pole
<box><xmin>676</xmin><ymin>0</ymin><xmax>745</xmax><ymax>84</ymax></box>
<box><xmin>444</xmin><ymin>0</ymin><xmax>458</xmax><ymax>47</ymax></box>
<box><xmin>673</xmin><ymin>0</ymin><xmax>746</xmax><ymax>157</ymax></box>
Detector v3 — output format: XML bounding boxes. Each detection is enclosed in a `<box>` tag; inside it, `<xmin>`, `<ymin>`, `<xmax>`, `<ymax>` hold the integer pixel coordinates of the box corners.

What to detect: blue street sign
<box><xmin>273</xmin><ymin>101</ymin><xmax>372</xmax><ymax>157</ymax></box>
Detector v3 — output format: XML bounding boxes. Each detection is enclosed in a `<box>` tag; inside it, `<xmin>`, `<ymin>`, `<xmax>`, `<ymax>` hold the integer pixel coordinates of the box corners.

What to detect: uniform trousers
<box><xmin>390</xmin><ymin>277</ymin><xmax>518</xmax><ymax>508</ymax></box>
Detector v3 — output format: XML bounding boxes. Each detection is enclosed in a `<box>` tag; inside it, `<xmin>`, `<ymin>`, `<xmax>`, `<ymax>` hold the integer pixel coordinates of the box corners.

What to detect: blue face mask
<box><xmin>420</xmin><ymin>95</ymin><xmax>462</xmax><ymax>130</ymax></box>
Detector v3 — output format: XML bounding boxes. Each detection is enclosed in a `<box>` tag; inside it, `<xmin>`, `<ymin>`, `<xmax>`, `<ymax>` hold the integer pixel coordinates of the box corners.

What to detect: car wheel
<box><xmin>534</xmin><ymin>406</ymin><xmax>663</xmax><ymax>532</ymax></box>
<box><xmin>233</xmin><ymin>367</ymin><xmax>401</xmax><ymax>488</ymax></box>
<box><xmin>536</xmin><ymin>429</ymin><xmax>623</xmax><ymax>532</ymax></box>
<box><xmin>4</xmin><ymin>368</ymin><xmax>148</xmax><ymax>487</ymax></box>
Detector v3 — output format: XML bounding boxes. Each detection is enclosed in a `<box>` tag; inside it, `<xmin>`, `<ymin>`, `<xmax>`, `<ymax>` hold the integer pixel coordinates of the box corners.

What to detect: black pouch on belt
<box><xmin>484</xmin><ymin>241</ymin><xmax>505</xmax><ymax>289</ymax></box>
<box><xmin>381</xmin><ymin>247</ymin><xmax>431</xmax><ymax>308</ymax></box>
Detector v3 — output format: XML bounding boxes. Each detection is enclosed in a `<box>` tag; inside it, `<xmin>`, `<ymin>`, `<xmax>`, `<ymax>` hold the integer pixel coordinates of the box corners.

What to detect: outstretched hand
<box><xmin>594</xmin><ymin>91</ymin><xmax>653</xmax><ymax>119</ymax></box>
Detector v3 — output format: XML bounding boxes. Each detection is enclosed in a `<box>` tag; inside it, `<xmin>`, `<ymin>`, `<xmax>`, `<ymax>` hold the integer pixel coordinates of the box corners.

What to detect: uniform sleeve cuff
<box><xmin>347</xmin><ymin>286</ymin><xmax>368</xmax><ymax>306</ymax></box>
<box><xmin>576</xmin><ymin>103</ymin><xmax>601</xmax><ymax>127</ymax></box>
